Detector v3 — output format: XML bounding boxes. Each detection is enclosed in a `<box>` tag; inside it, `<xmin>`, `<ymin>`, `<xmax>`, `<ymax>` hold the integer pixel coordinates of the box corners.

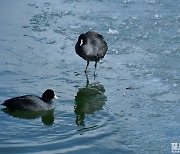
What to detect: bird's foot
<box><xmin>93</xmin><ymin>73</ymin><xmax>97</xmax><ymax>80</ymax></box>
<box><xmin>84</xmin><ymin>69</ymin><xmax>88</xmax><ymax>74</ymax></box>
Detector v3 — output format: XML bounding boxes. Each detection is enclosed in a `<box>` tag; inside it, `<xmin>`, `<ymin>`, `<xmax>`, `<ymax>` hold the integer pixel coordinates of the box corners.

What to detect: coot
<box><xmin>1</xmin><ymin>89</ymin><xmax>58</xmax><ymax>111</ymax></box>
<box><xmin>75</xmin><ymin>31</ymin><xmax>108</xmax><ymax>76</ymax></box>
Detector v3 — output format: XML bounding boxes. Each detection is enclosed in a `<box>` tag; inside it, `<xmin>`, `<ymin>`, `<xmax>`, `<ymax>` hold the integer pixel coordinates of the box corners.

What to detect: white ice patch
<box><xmin>108</xmin><ymin>29</ymin><xmax>119</xmax><ymax>34</ymax></box>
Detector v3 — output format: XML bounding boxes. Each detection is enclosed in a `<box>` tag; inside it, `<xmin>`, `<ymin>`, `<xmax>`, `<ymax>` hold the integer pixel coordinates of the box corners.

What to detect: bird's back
<box><xmin>2</xmin><ymin>95</ymin><xmax>52</xmax><ymax>111</ymax></box>
<box><xmin>84</xmin><ymin>32</ymin><xmax>108</xmax><ymax>59</ymax></box>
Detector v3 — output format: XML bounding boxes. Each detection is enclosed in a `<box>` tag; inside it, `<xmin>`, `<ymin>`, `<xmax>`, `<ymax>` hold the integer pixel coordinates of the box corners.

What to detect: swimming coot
<box><xmin>1</xmin><ymin>89</ymin><xmax>58</xmax><ymax>111</ymax></box>
<box><xmin>75</xmin><ymin>31</ymin><xmax>108</xmax><ymax>76</ymax></box>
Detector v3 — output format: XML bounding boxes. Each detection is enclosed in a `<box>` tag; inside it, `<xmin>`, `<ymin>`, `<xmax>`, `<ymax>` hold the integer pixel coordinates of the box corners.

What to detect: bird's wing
<box><xmin>2</xmin><ymin>96</ymin><xmax>40</xmax><ymax>110</ymax></box>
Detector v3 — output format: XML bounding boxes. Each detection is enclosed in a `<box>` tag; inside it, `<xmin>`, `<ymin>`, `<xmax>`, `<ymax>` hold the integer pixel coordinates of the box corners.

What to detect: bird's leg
<box><xmin>85</xmin><ymin>73</ymin><xmax>89</xmax><ymax>86</ymax></box>
<box><xmin>94</xmin><ymin>62</ymin><xmax>97</xmax><ymax>77</ymax></box>
<box><xmin>85</xmin><ymin>61</ymin><xmax>89</xmax><ymax>74</ymax></box>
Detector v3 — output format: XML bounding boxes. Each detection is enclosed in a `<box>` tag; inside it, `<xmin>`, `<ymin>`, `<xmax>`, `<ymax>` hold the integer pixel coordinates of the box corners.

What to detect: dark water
<box><xmin>0</xmin><ymin>0</ymin><xmax>179</xmax><ymax>153</ymax></box>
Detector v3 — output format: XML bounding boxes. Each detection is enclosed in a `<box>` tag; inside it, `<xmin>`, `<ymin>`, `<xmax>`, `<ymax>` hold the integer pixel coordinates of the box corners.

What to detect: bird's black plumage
<box><xmin>1</xmin><ymin>89</ymin><xmax>58</xmax><ymax>111</ymax></box>
<box><xmin>75</xmin><ymin>31</ymin><xmax>108</xmax><ymax>76</ymax></box>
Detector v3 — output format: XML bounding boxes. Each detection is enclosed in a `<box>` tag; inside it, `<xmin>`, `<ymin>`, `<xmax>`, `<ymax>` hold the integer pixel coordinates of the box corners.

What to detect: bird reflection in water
<box><xmin>74</xmin><ymin>78</ymin><xmax>107</xmax><ymax>126</ymax></box>
<box><xmin>1</xmin><ymin>108</ymin><xmax>54</xmax><ymax>126</ymax></box>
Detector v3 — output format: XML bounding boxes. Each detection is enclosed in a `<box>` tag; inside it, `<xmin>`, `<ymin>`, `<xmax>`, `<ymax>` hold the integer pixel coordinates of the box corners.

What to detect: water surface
<box><xmin>0</xmin><ymin>0</ymin><xmax>179</xmax><ymax>153</ymax></box>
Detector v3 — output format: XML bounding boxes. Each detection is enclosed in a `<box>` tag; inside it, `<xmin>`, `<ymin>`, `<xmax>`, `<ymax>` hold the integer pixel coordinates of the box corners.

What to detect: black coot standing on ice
<box><xmin>1</xmin><ymin>89</ymin><xmax>58</xmax><ymax>111</ymax></box>
<box><xmin>75</xmin><ymin>31</ymin><xmax>108</xmax><ymax>76</ymax></box>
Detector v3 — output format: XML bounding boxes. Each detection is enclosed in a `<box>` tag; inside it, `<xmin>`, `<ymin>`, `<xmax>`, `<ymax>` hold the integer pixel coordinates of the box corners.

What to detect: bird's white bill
<box><xmin>80</xmin><ymin>39</ymin><xmax>83</xmax><ymax>46</ymax></box>
<box><xmin>54</xmin><ymin>95</ymin><xmax>58</xmax><ymax>99</ymax></box>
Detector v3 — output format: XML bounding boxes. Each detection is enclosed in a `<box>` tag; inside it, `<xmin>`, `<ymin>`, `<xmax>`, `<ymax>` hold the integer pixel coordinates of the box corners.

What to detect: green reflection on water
<box><xmin>74</xmin><ymin>80</ymin><xmax>107</xmax><ymax>126</ymax></box>
<box><xmin>1</xmin><ymin>108</ymin><xmax>54</xmax><ymax>126</ymax></box>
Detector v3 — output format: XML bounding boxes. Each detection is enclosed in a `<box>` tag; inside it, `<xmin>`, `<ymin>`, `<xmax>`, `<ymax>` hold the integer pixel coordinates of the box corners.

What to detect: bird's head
<box><xmin>78</xmin><ymin>34</ymin><xmax>86</xmax><ymax>47</ymax></box>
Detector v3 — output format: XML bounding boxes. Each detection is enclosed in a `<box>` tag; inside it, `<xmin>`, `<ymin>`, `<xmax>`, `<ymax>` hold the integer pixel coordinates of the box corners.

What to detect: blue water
<box><xmin>0</xmin><ymin>0</ymin><xmax>179</xmax><ymax>153</ymax></box>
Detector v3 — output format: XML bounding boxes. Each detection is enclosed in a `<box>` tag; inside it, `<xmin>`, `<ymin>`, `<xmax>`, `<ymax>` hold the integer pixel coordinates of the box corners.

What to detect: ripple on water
<box><xmin>0</xmin><ymin>106</ymin><xmax>134</xmax><ymax>153</ymax></box>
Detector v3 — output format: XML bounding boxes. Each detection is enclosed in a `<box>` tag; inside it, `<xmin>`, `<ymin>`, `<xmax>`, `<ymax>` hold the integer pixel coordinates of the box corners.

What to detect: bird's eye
<box><xmin>80</xmin><ymin>39</ymin><xmax>84</xmax><ymax>46</ymax></box>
